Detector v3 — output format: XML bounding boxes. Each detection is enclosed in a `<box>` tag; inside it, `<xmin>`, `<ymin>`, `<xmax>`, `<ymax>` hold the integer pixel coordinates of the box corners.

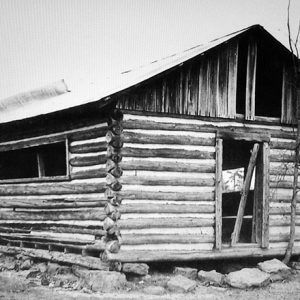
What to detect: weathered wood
<box><xmin>0</xmin><ymin>246</ymin><xmax>109</xmax><ymax>270</ymax></box>
<box><xmin>69</xmin><ymin>139</ymin><xmax>107</xmax><ymax>154</ymax></box>
<box><xmin>69</xmin><ymin>127</ymin><xmax>108</xmax><ymax>142</ymax></box>
<box><xmin>119</xmin><ymin>217</ymin><xmax>214</xmax><ymax>229</ymax></box>
<box><xmin>106</xmin><ymin>174</ymin><xmax>122</xmax><ymax>191</ymax></box>
<box><xmin>122</xmin><ymin>146</ymin><xmax>214</xmax><ymax>159</ymax></box>
<box><xmin>270</xmin><ymin>162</ymin><xmax>296</xmax><ymax>175</ymax></box>
<box><xmin>120</xmin><ymin>203</ymin><xmax>214</xmax><ymax>214</ymax></box>
<box><xmin>231</xmin><ymin>143</ymin><xmax>259</xmax><ymax>245</ymax></box>
<box><xmin>120</xmin><ymin>158</ymin><xmax>215</xmax><ymax>173</ymax></box>
<box><xmin>106</xmin><ymin>240</ymin><xmax>121</xmax><ymax>253</ymax></box>
<box><xmin>0</xmin><ymin>208</ymin><xmax>106</xmax><ymax>221</ymax></box>
<box><xmin>121</xmin><ymin>173</ymin><xmax>215</xmax><ymax>186</ymax></box>
<box><xmin>105</xmin><ymin>203</ymin><xmax>121</xmax><ymax>221</ymax></box>
<box><xmin>121</xmin><ymin>242</ymin><xmax>213</xmax><ymax>251</ymax></box>
<box><xmin>120</xmin><ymin>189</ymin><xmax>214</xmax><ymax>201</ymax></box>
<box><xmin>270</xmin><ymin>149</ymin><xmax>295</xmax><ymax>162</ymax></box>
<box><xmin>107</xmin><ymin>146</ymin><xmax>122</xmax><ymax>163</ymax></box>
<box><xmin>70</xmin><ymin>165</ymin><xmax>107</xmax><ymax>179</ymax></box>
<box><xmin>122</xmin><ymin>234</ymin><xmax>214</xmax><ymax>245</ymax></box>
<box><xmin>217</xmin><ymin>130</ymin><xmax>270</xmax><ymax>142</ymax></box>
<box><xmin>261</xmin><ymin>142</ymin><xmax>270</xmax><ymax>248</ymax></box>
<box><xmin>270</xmin><ymin>205</ymin><xmax>300</xmax><ymax>215</ymax></box>
<box><xmin>123</xmin><ymin>130</ymin><xmax>215</xmax><ymax>146</ymax></box>
<box><xmin>270</xmin><ymin>215</ymin><xmax>300</xmax><ymax>226</ymax></box>
<box><xmin>0</xmin><ymin>180</ymin><xmax>106</xmax><ymax>195</ymax></box>
<box><xmin>270</xmin><ymin>176</ymin><xmax>300</xmax><ymax>189</ymax></box>
<box><xmin>106</xmin><ymin>131</ymin><xmax>124</xmax><ymax>148</ymax></box>
<box><xmin>106</xmin><ymin>160</ymin><xmax>123</xmax><ymax>177</ymax></box>
<box><xmin>245</xmin><ymin>38</ymin><xmax>257</xmax><ymax>120</ymax></box>
<box><xmin>215</xmin><ymin>138</ymin><xmax>222</xmax><ymax>250</ymax></box>
<box><xmin>270</xmin><ymin>138</ymin><xmax>296</xmax><ymax>150</ymax></box>
<box><xmin>70</xmin><ymin>152</ymin><xmax>107</xmax><ymax>167</ymax></box>
<box><xmin>0</xmin><ymin>226</ymin><xmax>30</xmax><ymax>234</ymax></box>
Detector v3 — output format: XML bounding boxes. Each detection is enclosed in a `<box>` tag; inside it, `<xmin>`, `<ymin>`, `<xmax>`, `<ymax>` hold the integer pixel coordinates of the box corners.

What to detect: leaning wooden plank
<box><xmin>0</xmin><ymin>179</ymin><xmax>106</xmax><ymax>195</ymax></box>
<box><xmin>122</xmin><ymin>234</ymin><xmax>214</xmax><ymax>245</ymax></box>
<box><xmin>123</xmin><ymin>130</ymin><xmax>215</xmax><ymax>146</ymax></box>
<box><xmin>0</xmin><ymin>246</ymin><xmax>109</xmax><ymax>270</ymax></box>
<box><xmin>118</xmin><ymin>217</ymin><xmax>214</xmax><ymax>229</ymax></box>
<box><xmin>121</xmin><ymin>157</ymin><xmax>215</xmax><ymax>173</ymax></box>
<box><xmin>0</xmin><ymin>208</ymin><xmax>106</xmax><ymax>221</ymax></box>
<box><xmin>215</xmin><ymin>138</ymin><xmax>222</xmax><ymax>250</ymax></box>
<box><xmin>120</xmin><ymin>203</ymin><xmax>214</xmax><ymax>214</ymax></box>
<box><xmin>231</xmin><ymin>143</ymin><xmax>259</xmax><ymax>245</ymax></box>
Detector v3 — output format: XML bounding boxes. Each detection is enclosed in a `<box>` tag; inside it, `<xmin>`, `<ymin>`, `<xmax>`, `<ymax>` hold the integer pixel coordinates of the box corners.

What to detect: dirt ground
<box><xmin>1</xmin><ymin>265</ymin><xmax>300</xmax><ymax>300</ymax></box>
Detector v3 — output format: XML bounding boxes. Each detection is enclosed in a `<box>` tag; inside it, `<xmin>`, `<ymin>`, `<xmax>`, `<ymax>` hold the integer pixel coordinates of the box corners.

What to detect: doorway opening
<box><xmin>222</xmin><ymin>139</ymin><xmax>262</xmax><ymax>245</ymax></box>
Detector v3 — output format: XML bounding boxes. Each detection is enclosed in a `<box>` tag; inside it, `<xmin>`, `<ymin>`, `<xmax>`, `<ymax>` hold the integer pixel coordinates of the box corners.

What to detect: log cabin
<box><xmin>0</xmin><ymin>24</ymin><xmax>299</xmax><ymax>263</ymax></box>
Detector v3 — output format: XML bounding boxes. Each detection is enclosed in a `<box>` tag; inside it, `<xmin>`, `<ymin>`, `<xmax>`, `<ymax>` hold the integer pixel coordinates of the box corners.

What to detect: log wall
<box><xmin>119</xmin><ymin>113</ymin><xmax>216</xmax><ymax>253</ymax></box>
<box><xmin>106</xmin><ymin>112</ymin><xmax>300</xmax><ymax>262</ymax></box>
<box><xmin>0</xmin><ymin>121</ymin><xmax>109</xmax><ymax>255</ymax></box>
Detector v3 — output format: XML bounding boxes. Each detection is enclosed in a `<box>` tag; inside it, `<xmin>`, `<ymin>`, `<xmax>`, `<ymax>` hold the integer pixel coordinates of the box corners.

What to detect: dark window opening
<box><xmin>222</xmin><ymin>140</ymin><xmax>255</xmax><ymax>244</ymax></box>
<box><xmin>236</xmin><ymin>37</ymin><xmax>248</xmax><ymax>115</ymax></box>
<box><xmin>255</xmin><ymin>39</ymin><xmax>283</xmax><ymax>118</ymax></box>
<box><xmin>0</xmin><ymin>142</ymin><xmax>67</xmax><ymax>180</ymax></box>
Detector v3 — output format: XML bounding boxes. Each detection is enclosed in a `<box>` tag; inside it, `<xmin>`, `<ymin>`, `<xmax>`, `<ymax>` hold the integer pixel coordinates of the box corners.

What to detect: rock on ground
<box><xmin>143</xmin><ymin>285</ymin><xmax>165</xmax><ymax>295</ymax></box>
<box><xmin>198</xmin><ymin>270</ymin><xmax>224</xmax><ymax>285</ymax></box>
<box><xmin>122</xmin><ymin>263</ymin><xmax>149</xmax><ymax>276</ymax></box>
<box><xmin>226</xmin><ymin>268</ymin><xmax>271</xmax><ymax>289</ymax></box>
<box><xmin>167</xmin><ymin>275</ymin><xmax>197</xmax><ymax>293</ymax></box>
<box><xmin>174</xmin><ymin>267</ymin><xmax>198</xmax><ymax>280</ymax></box>
<box><xmin>258</xmin><ymin>259</ymin><xmax>290</xmax><ymax>274</ymax></box>
<box><xmin>73</xmin><ymin>268</ymin><xmax>127</xmax><ymax>292</ymax></box>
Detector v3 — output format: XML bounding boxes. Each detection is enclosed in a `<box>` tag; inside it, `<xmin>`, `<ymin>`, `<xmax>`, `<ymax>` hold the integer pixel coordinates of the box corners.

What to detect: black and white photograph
<box><xmin>0</xmin><ymin>0</ymin><xmax>300</xmax><ymax>299</ymax></box>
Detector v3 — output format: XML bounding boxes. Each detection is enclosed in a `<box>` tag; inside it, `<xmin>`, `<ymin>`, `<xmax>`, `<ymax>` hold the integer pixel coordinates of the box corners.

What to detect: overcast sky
<box><xmin>0</xmin><ymin>0</ymin><xmax>299</xmax><ymax>99</ymax></box>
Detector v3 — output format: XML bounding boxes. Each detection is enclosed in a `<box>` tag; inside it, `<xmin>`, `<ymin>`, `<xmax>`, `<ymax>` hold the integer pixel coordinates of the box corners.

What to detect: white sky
<box><xmin>0</xmin><ymin>0</ymin><xmax>299</xmax><ymax>99</ymax></box>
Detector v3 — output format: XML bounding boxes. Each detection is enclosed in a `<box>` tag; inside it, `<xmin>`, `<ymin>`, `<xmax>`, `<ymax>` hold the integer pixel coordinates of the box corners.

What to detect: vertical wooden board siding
<box><xmin>188</xmin><ymin>64</ymin><xmax>199</xmax><ymax>115</ymax></box>
<box><xmin>245</xmin><ymin>38</ymin><xmax>257</xmax><ymax>120</ymax></box>
<box><xmin>281</xmin><ymin>64</ymin><xmax>296</xmax><ymax>124</ymax></box>
<box><xmin>183</xmin><ymin>66</ymin><xmax>191</xmax><ymax>115</ymax></box>
<box><xmin>198</xmin><ymin>59</ymin><xmax>207</xmax><ymax>116</ymax></box>
<box><xmin>218</xmin><ymin>49</ymin><xmax>229</xmax><ymax>118</ymax></box>
<box><xmin>215</xmin><ymin>138</ymin><xmax>222</xmax><ymax>250</ymax></box>
<box><xmin>227</xmin><ymin>41</ymin><xmax>238</xmax><ymax>118</ymax></box>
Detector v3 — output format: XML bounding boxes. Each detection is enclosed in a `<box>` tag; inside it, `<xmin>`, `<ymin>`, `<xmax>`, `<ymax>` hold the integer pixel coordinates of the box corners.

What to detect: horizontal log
<box><xmin>121</xmin><ymin>172</ymin><xmax>215</xmax><ymax>186</ymax></box>
<box><xmin>270</xmin><ymin>175</ymin><xmax>300</xmax><ymax>189</ymax></box>
<box><xmin>270</xmin><ymin>149</ymin><xmax>295</xmax><ymax>162</ymax></box>
<box><xmin>104</xmin><ymin>245</ymin><xmax>300</xmax><ymax>262</ymax></box>
<box><xmin>0</xmin><ymin>208</ymin><xmax>106</xmax><ymax>221</ymax></box>
<box><xmin>269</xmin><ymin>204</ymin><xmax>300</xmax><ymax>215</ymax></box>
<box><xmin>120</xmin><ymin>203</ymin><xmax>214</xmax><ymax>214</ymax></box>
<box><xmin>69</xmin><ymin>127</ymin><xmax>108</xmax><ymax>142</ymax></box>
<box><xmin>270</xmin><ymin>138</ymin><xmax>296</xmax><ymax>150</ymax></box>
<box><xmin>0</xmin><ymin>193</ymin><xmax>106</xmax><ymax>208</ymax></box>
<box><xmin>269</xmin><ymin>226</ymin><xmax>300</xmax><ymax>242</ymax></box>
<box><xmin>0</xmin><ymin>122</ymin><xmax>107</xmax><ymax>152</ymax></box>
<box><xmin>119</xmin><ymin>217</ymin><xmax>214</xmax><ymax>229</ymax></box>
<box><xmin>0</xmin><ymin>246</ymin><xmax>109</xmax><ymax>270</ymax></box>
<box><xmin>0</xmin><ymin>179</ymin><xmax>106</xmax><ymax>196</ymax></box>
<box><xmin>122</xmin><ymin>234</ymin><xmax>214</xmax><ymax>245</ymax></box>
<box><xmin>0</xmin><ymin>232</ymin><xmax>94</xmax><ymax>245</ymax></box>
<box><xmin>120</xmin><ymin>189</ymin><xmax>214</xmax><ymax>201</ymax></box>
<box><xmin>69</xmin><ymin>152</ymin><xmax>107</xmax><ymax>167</ymax></box>
<box><xmin>123</xmin><ymin>130</ymin><xmax>215</xmax><ymax>146</ymax></box>
<box><xmin>123</xmin><ymin>114</ymin><xmax>296</xmax><ymax>138</ymax></box>
<box><xmin>121</xmin><ymin>157</ymin><xmax>215</xmax><ymax>173</ymax></box>
<box><xmin>0</xmin><ymin>227</ymin><xmax>30</xmax><ymax>234</ymax></box>
<box><xmin>121</xmin><ymin>227</ymin><xmax>214</xmax><ymax>235</ymax></box>
<box><xmin>121</xmin><ymin>243</ymin><xmax>214</xmax><ymax>251</ymax></box>
<box><xmin>34</xmin><ymin>226</ymin><xmax>105</xmax><ymax>236</ymax></box>
<box><xmin>217</xmin><ymin>131</ymin><xmax>270</xmax><ymax>142</ymax></box>
<box><xmin>269</xmin><ymin>241</ymin><xmax>300</xmax><ymax>249</ymax></box>
<box><xmin>270</xmin><ymin>162</ymin><xmax>295</xmax><ymax>175</ymax></box>
<box><xmin>69</xmin><ymin>138</ymin><xmax>107</xmax><ymax>154</ymax></box>
<box><xmin>269</xmin><ymin>188</ymin><xmax>300</xmax><ymax>202</ymax></box>
<box><xmin>122</xmin><ymin>146</ymin><xmax>214</xmax><ymax>159</ymax></box>
<box><xmin>270</xmin><ymin>215</ymin><xmax>300</xmax><ymax>226</ymax></box>
<box><xmin>70</xmin><ymin>165</ymin><xmax>107</xmax><ymax>180</ymax></box>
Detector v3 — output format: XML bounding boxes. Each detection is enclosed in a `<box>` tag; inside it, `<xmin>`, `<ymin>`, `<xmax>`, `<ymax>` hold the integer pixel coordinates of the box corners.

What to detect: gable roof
<box><xmin>0</xmin><ymin>24</ymin><xmax>293</xmax><ymax>125</ymax></box>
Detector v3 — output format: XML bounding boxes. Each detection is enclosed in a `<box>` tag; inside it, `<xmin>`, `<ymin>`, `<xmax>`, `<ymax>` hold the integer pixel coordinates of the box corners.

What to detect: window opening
<box><xmin>0</xmin><ymin>142</ymin><xmax>67</xmax><ymax>180</ymax></box>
